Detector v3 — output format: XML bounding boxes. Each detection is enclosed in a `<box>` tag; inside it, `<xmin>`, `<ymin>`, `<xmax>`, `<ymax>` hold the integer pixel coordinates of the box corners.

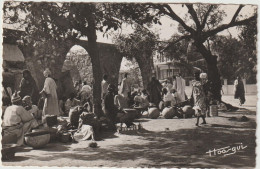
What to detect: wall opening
<box><xmin>118</xmin><ymin>57</ymin><xmax>143</xmax><ymax>90</ymax></box>
<box><xmin>63</xmin><ymin>45</ymin><xmax>93</xmax><ymax>86</ymax></box>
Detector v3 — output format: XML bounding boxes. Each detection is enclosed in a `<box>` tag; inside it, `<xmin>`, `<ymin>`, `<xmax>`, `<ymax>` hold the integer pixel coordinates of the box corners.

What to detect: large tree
<box><xmin>113</xmin><ymin>25</ymin><xmax>159</xmax><ymax>88</ymax></box>
<box><xmin>117</xmin><ymin>4</ymin><xmax>256</xmax><ymax>101</ymax></box>
<box><xmin>3</xmin><ymin>2</ymin><xmax>124</xmax><ymax>117</ymax></box>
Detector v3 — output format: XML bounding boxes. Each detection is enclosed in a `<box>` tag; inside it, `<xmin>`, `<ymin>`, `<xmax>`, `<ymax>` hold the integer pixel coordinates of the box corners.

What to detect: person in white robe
<box><xmin>175</xmin><ymin>74</ymin><xmax>186</xmax><ymax>103</ymax></box>
<box><xmin>40</xmin><ymin>68</ymin><xmax>59</xmax><ymax>117</ymax></box>
<box><xmin>2</xmin><ymin>92</ymin><xmax>39</xmax><ymax>146</ymax></box>
<box><xmin>119</xmin><ymin>73</ymin><xmax>131</xmax><ymax>99</ymax></box>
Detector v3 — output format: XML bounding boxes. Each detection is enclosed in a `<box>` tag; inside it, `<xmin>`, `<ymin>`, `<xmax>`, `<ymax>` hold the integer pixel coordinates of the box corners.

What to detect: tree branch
<box><xmin>201</xmin><ymin>5</ymin><xmax>214</xmax><ymax>29</ymax></box>
<box><xmin>231</xmin><ymin>5</ymin><xmax>244</xmax><ymax>23</ymax></box>
<box><xmin>202</xmin><ymin>14</ymin><xmax>256</xmax><ymax>41</ymax></box>
<box><xmin>162</xmin><ymin>4</ymin><xmax>195</xmax><ymax>34</ymax></box>
<box><xmin>186</xmin><ymin>4</ymin><xmax>201</xmax><ymax>30</ymax></box>
<box><xmin>163</xmin><ymin>35</ymin><xmax>191</xmax><ymax>51</ymax></box>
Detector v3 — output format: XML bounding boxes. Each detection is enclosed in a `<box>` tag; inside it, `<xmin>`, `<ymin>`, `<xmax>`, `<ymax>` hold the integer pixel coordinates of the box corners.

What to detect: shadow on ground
<box><xmin>16</xmin><ymin>119</ymin><xmax>256</xmax><ymax>168</ymax></box>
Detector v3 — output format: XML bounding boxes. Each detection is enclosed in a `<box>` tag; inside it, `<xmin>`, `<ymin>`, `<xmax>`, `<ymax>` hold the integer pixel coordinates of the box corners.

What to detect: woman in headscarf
<box><xmin>234</xmin><ymin>76</ymin><xmax>246</xmax><ymax>106</ymax></box>
<box><xmin>19</xmin><ymin>70</ymin><xmax>39</xmax><ymax>105</ymax></box>
<box><xmin>147</xmin><ymin>76</ymin><xmax>162</xmax><ymax>107</ymax></box>
<box><xmin>40</xmin><ymin>68</ymin><xmax>60</xmax><ymax>117</ymax></box>
<box><xmin>192</xmin><ymin>71</ymin><xmax>207</xmax><ymax>126</ymax></box>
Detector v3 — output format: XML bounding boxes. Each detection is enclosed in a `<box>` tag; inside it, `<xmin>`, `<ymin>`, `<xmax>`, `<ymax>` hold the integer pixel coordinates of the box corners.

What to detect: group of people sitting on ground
<box><xmin>2</xmin><ymin>66</ymin><xmax>244</xmax><ymax>146</ymax></box>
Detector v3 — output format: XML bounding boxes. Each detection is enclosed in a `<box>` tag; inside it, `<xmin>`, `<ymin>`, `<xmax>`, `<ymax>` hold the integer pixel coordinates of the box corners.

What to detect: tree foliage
<box><xmin>113</xmin><ymin>25</ymin><xmax>158</xmax><ymax>60</ymax></box>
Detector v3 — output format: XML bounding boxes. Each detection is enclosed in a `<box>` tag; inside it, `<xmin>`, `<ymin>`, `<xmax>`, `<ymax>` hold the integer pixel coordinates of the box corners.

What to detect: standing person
<box><xmin>119</xmin><ymin>73</ymin><xmax>131</xmax><ymax>99</ymax></box>
<box><xmin>175</xmin><ymin>74</ymin><xmax>186</xmax><ymax>103</ymax></box>
<box><xmin>2</xmin><ymin>92</ymin><xmax>39</xmax><ymax>146</ymax></box>
<box><xmin>103</xmin><ymin>84</ymin><xmax>120</xmax><ymax>130</ymax></box>
<box><xmin>172</xmin><ymin>75</ymin><xmax>177</xmax><ymax>90</ymax></box>
<box><xmin>200</xmin><ymin>73</ymin><xmax>212</xmax><ymax>117</ymax></box>
<box><xmin>101</xmin><ymin>74</ymin><xmax>109</xmax><ymax>99</ymax></box>
<box><xmin>234</xmin><ymin>76</ymin><xmax>246</xmax><ymax>106</ymax></box>
<box><xmin>19</xmin><ymin>69</ymin><xmax>39</xmax><ymax>105</ymax></box>
<box><xmin>147</xmin><ymin>76</ymin><xmax>163</xmax><ymax>107</ymax></box>
<box><xmin>40</xmin><ymin>68</ymin><xmax>60</xmax><ymax>117</ymax></box>
<box><xmin>192</xmin><ymin>72</ymin><xmax>207</xmax><ymax>126</ymax></box>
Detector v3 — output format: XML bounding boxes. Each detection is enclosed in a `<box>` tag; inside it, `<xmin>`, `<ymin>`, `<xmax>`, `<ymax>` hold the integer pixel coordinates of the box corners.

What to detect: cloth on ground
<box><xmin>74</xmin><ymin>125</ymin><xmax>94</xmax><ymax>141</ymax></box>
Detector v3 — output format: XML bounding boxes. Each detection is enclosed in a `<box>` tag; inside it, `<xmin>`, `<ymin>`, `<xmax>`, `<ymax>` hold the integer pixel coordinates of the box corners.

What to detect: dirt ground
<box><xmin>2</xmin><ymin>95</ymin><xmax>257</xmax><ymax>168</ymax></box>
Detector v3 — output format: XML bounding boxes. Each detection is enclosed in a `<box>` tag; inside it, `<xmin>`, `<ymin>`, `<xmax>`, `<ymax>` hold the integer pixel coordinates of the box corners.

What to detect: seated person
<box><xmin>2</xmin><ymin>92</ymin><xmax>39</xmax><ymax>146</ymax></box>
<box><xmin>161</xmin><ymin>88</ymin><xmax>176</xmax><ymax>109</ymax></box>
<box><xmin>22</xmin><ymin>95</ymin><xmax>42</xmax><ymax>120</ymax></box>
<box><xmin>78</xmin><ymin>104</ymin><xmax>101</xmax><ymax>138</ymax></box>
<box><xmin>114</xmin><ymin>91</ymin><xmax>128</xmax><ymax>110</ymax></box>
<box><xmin>170</xmin><ymin>89</ymin><xmax>178</xmax><ymax>106</ymax></box>
<box><xmin>65</xmin><ymin>93</ymin><xmax>81</xmax><ymax>115</ymax></box>
<box><xmin>103</xmin><ymin>84</ymin><xmax>136</xmax><ymax>129</ymax></box>
<box><xmin>128</xmin><ymin>91</ymin><xmax>138</xmax><ymax>107</ymax></box>
<box><xmin>134</xmin><ymin>89</ymin><xmax>149</xmax><ymax>109</ymax></box>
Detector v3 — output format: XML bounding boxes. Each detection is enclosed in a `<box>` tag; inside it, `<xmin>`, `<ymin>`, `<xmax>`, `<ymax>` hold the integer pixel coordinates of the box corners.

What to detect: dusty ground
<box><xmin>2</xmin><ymin>95</ymin><xmax>257</xmax><ymax>168</ymax></box>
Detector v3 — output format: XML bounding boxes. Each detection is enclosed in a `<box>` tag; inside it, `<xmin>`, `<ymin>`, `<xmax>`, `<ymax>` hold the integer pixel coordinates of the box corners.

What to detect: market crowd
<box><xmin>2</xmin><ymin>68</ymin><xmax>245</xmax><ymax>146</ymax></box>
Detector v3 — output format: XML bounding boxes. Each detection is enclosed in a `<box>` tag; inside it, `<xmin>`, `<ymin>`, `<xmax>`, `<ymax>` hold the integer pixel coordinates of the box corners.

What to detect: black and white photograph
<box><xmin>1</xmin><ymin>0</ymin><xmax>258</xmax><ymax>168</ymax></box>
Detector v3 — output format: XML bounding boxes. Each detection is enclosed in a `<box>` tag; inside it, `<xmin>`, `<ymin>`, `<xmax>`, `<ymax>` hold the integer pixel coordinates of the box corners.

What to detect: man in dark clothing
<box><xmin>103</xmin><ymin>84</ymin><xmax>120</xmax><ymax>130</ymax></box>
<box><xmin>103</xmin><ymin>84</ymin><xmax>135</xmax><ymax>129</ymax></box>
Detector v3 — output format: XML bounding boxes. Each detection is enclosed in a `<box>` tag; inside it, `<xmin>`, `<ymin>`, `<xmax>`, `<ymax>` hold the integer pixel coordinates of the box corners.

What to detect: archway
<box><xmin>59</xmin><ymin>45</ymin><xmax>94</xmax><ymax>99</ymax></box>
<box><xmin>119</xmin><ymin>58</ymin><xmax>143</xmax><ymax>91</ymax></box>
<box><xmin>65</xmin><ymin>45</ymin><xmax>93</xmax><ymax>85</ymax></box>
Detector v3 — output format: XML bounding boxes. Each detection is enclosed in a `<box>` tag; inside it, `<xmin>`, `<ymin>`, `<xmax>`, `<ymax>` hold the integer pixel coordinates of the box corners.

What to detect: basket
<box><xmin>46</xmin><ymin>115</ymin><xmax>58</xmax><ymax>127</ymax></box>
<box><xmin>25</xmin><ymin>129</ymin><xmax>50</xmax><ymax>149</ymax></box>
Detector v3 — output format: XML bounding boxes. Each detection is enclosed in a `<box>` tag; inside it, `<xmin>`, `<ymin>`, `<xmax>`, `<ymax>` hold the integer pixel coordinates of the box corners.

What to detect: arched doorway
<box><xmin>118</xmin><ymin>57</ymin><xmax>143</xmax><ymax>91</ymax></box>
<box><xmin>58</xmin><ymin>45</ymin><xmax>93</xmax><ymax>99</ymax></box>
<box><xmin>64</xmin><ymin>45</ymin><xmax>93</xmax><ymax>85</ymax></box>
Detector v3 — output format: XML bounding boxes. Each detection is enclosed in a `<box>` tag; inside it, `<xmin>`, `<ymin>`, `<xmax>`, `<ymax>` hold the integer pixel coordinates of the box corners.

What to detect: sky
<box><xmin>64</xmin><ymin>3</ymin><xmax>257</xmax><ymax>70</ymax></box>
<box><xmin>92</xmin><ymin>4</ymin><xmax>257</xmax><ymax>44</ymax></box>
<box><xmin>3</xmin><ymin>3</ymin><xmax>256</xmax><ymax>45</ymax></box>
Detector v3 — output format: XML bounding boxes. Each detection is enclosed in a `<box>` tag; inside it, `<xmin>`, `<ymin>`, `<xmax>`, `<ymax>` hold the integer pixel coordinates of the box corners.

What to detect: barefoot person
<box><xmin>192</xmin><ymin>72</ymin><xmax>207</xmax><ymax>126</ymax></box>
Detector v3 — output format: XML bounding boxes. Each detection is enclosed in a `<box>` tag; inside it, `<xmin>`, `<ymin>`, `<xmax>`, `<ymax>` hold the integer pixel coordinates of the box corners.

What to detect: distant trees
<box><xmin>146</xmin><ymin>4</ymin><xmax>256</xmax><ymax>100</ymax></box>
<box><xmin>114</xmin><ymin>25</ymin><xmax>159</xmax><ymax>88</ymax></box>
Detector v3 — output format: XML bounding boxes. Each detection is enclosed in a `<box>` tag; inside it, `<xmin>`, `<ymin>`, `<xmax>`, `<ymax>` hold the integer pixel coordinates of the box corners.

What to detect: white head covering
<box><xmin>200</xmin><ymin>73</ymin><xmax>207</xmax><ymax>79</ymax></box>
<box><xmin>43</xmin><ymin>68</ymin><xmax>51</xmax><ymax>77</ymax></box>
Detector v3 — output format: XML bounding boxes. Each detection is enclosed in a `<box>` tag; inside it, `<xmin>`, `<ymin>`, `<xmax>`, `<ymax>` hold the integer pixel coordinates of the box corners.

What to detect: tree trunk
<box><xmin>86</xmin><ymin>10</ymin><xmax>103</xmax><ymax>118</ymax></box>
<box><xmin>135</xmin><ymin>54</ymin><xmax>154</xmax><ymax>89</ymax></box>
<box><xmin>206</xmin><ymin>55</ymin><xmax>222</xmax><ymax>101</ymax></box>
<box><xmin>195</xmin><ymin>42</ymin><xmax>222</xmax><ymax>101</ymax></box>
